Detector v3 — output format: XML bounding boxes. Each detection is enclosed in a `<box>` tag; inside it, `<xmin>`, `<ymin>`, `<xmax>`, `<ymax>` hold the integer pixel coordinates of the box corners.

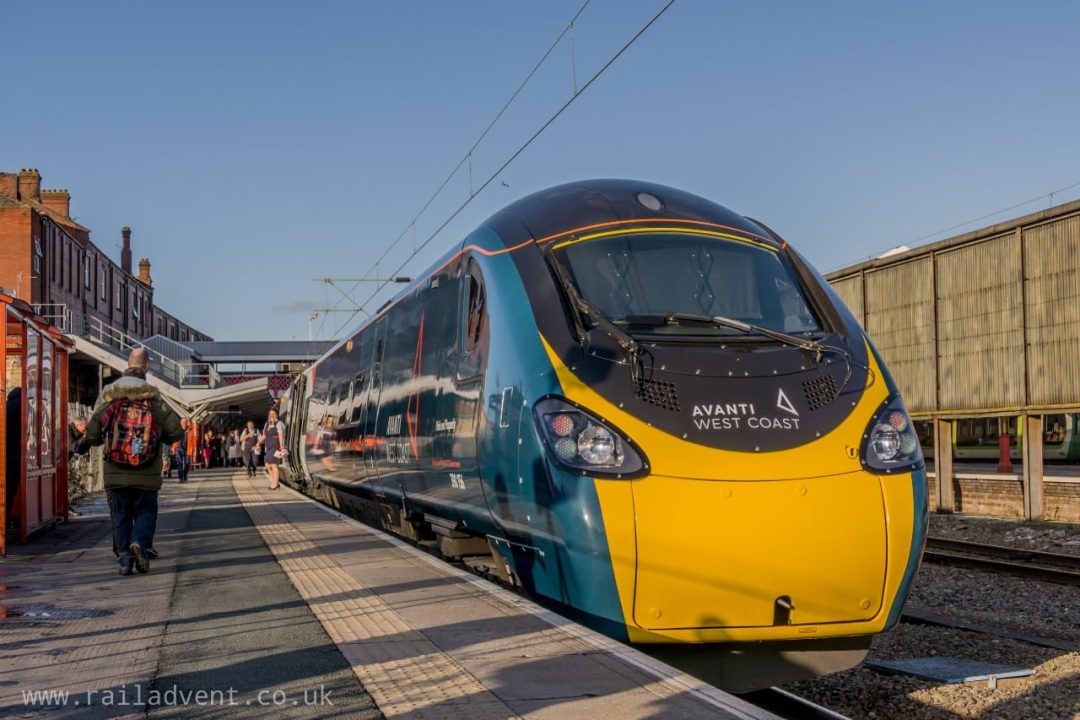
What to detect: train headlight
<box><xmin>578</xmin><ymin>425</ymin><xmax>617</xmax><ymax>465</ymax></box>
<box><xmin>870</xmin><ymin>425</ymin><xmax>900</xmax><ymax>460</ymax></box>
<box><xmin>862</xmin><ymin>396</ymin><xmax>924</xmax><ymax>473</ymax></box>
<box><xmin>534</xmin><ymin>397</ymin><xmax>647</xmax><ymax>478</ymax></box>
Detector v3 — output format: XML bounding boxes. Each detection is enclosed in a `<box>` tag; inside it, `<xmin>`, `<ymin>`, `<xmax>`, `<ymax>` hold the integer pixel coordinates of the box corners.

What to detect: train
<box><xmin>917</xmin><ymin>415</ymin><xmax>1080</xmax><ymax>461</ymax></box>
<box><xmin>275</xmin><ymin>179</ymin><xmax>928</xmax><ymax>692</ymax></box>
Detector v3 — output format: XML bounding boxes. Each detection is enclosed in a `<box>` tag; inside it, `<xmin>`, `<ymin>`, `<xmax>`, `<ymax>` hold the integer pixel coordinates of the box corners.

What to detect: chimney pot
<box><xmin>138</xmin><ymin>258</ymin><xmax>153</xmax><ymax>287</ymax></box>
<box><xmin>17</xmin><ymin>168</ymin><xmax>41</xmax><ymax>202</ymax></box>
<box><xmin>41</xmin><ymin>188</ymin><xmax>71</xmax><ymax>218</ymax></box>
<box><xmin>121</xmin><ymin>226</ymin><xmax>133</xmax><ymax>274</ymax></box>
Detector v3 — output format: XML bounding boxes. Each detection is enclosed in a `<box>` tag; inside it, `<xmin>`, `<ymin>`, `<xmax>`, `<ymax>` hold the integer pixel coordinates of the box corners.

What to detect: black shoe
<box><xmin>145</xmin><ymin>547</ymin><xmax>160</xmax><ymax>560</ymax></box>
<box><xmin>119</xmin><ymin>559</ymin><xmax>134</xmax><ymax>576</ymax></box>
<box><xmin>130</xmin><ymin>544</ymin><xmax>150</xmax><ymax>574</ymax></box>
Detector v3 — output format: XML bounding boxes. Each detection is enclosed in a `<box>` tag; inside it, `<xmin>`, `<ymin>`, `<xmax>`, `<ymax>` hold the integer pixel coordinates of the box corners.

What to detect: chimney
<box><xmin>138</xmin><ymin>258</ymin><xmax>153</xmax><ymax>286</ymax></box>
<box><xmin>121</xmin><ymin>226</ymin><xmax>132</xmax><ymax>274</ymax></box>
<box><xmin>41</xmin><ymin>189</ymin><xmax>71</xmax><ymax>218</ymax></box>
<box><xmin>17</xmin><ymin>168</ymin><xmax>41</xmax><ymax>202</ymax></box>
<box><xmin>0</xmin><ymin>172</ymin><xmax>16</xmax><ymax>198</ymax></box>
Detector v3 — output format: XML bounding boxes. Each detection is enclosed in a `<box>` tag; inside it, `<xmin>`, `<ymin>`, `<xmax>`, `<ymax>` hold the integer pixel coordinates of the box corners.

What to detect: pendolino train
<box><xmin>276</xmin><ymin>180</ymin><xmax>928</xmax><ymax>691</ymax></box>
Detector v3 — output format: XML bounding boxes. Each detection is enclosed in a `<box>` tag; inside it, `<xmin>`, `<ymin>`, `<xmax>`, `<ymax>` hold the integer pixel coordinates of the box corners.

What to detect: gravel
<box><xmin>787</xmin><ymin>516</ymin><xmax>1080</xmax><ymax>719</ymax></box>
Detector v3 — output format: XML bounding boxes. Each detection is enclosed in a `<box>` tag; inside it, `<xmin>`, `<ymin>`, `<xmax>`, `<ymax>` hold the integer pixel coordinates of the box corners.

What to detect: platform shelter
<box><xmin>1</xmin><ymin>292</ymin><xmax>74</xmax><ymax>555</ymax></box>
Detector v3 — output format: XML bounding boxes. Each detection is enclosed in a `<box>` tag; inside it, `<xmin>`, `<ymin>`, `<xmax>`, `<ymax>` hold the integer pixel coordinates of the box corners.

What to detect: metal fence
<box><xmin>33</xmin><ymin>304</ymin><xmax>219</xmax><ymax>388</ymax></box>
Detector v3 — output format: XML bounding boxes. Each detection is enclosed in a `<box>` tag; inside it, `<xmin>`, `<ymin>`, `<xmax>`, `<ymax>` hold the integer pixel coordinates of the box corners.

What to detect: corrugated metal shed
<box><xmin>864</xmin><ymin>257</ymin><xmax>935</xmax><ymax>412</ymax></box>
<box><xmin>826</xmin><ymin>198</ymin><xmax>1080</xmax><ymax>415</ymax></box>
<box><xmin>1024</xmin><ymin>214</ymin><xmax>1080</xmax><ymax>407</ymax></box>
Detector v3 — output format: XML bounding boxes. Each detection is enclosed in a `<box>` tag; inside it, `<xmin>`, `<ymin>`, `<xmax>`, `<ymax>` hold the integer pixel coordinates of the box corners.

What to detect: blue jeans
<box><xmin>110</xmin><ymin>488</ymin><xmax>159</xmax><ymax>561</ymax></box>
<box><xmin>175</xmin><ymin>453</ymin><xmax>190</xmax><ymax>482</ymax></box>
<box><xmin>243</xmin><ymin>449</ymin><xmax>257</xmax><ymax>476</ymax></box>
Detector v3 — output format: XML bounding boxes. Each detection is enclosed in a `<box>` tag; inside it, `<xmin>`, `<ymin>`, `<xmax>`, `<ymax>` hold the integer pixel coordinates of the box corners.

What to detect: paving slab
<box><xmin>0</xmin><ymin>470</ymin><xmax>380</xmax><ymax>720</ymax></box>
<box><xmin>234</xmin><ymin>473</ymin><xmax>775</xmax><ymax>720</ymax></box>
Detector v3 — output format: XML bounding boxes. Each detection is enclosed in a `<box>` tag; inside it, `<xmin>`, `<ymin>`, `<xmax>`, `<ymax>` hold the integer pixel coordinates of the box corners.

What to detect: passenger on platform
<box><xmin>241</xmin><ymin>421</ymin><xmax>261</xmax><ymax>477</ymax></box>
<box><xmin>260</xmin><ymin>408</ymin><xmax>287</xmax><ymax>490</ymax></box>
<box><xmin>227</xmin><ymin>430</ymin><xmax>242</xmax><ymax>467</ymax></box>
<box><xmin>161</xmin><ymin>443</ymin><xmax>173</xmax><ymax>479</ymax></box>
<box><xmin>201</xmin><ymin>431</ymin><xmax>213</xmax><ymax>469</ymax></box>
<box><xmin>174</xmin><ymin>418</ymin><xmax>192</xmax><ymax>483</ymax></box>
<box><xmin>68</xmin><ymin>417</ymin><xmax>88</xmax><ymax>458</ymax></box>
<box><xmin>218</xmin><ymin>431</ymin><xmax>229</xmax><ymax>467</ymax></box>
<box><xmin>76</xmin><ymin>348</ymin><xmax>182</xmax><ymax>576</ymax></box>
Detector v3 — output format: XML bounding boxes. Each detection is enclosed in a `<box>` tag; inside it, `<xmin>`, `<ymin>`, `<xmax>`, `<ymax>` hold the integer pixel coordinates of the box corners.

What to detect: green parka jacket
<box><xmin>82</xmin><ymin>373</ymin><xmax>183</xmax><ymax>491</ymax></box>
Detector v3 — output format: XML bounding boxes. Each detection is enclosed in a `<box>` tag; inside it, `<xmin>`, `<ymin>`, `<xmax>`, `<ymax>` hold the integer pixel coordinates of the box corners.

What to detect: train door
<box><xmin>281</xmin><ymin>372</ymin><xmax>307</xmax><ymax>482</ymax></box>
<box><xmin>443</xmin><ymin>259</ymin><xmax>490</xmax><ymax>519</ymax></box>
<box><xmin>360</xmin><ymin>317</ymin><xmax>387</xmax><ymax>478</ymax></box>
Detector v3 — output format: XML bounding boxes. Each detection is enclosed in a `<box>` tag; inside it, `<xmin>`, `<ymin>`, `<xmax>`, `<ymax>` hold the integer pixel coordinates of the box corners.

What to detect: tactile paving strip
<box><xmin>233</xmin><ymin>475</ymin><xmax>518</xmax><ymax>720</ymax></box>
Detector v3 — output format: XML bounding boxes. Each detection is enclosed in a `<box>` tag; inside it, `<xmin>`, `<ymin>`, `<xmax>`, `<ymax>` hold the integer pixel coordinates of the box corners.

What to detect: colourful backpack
<box><xmin>101</xmin><ymin>398</ymin><xmax>160</xmax><ymax>469</ymax></box>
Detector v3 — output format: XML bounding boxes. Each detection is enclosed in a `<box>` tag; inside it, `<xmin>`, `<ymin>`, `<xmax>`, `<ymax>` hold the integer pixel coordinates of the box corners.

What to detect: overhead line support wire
<box><xmin>357</xmin><ymin>0</ymin><xmax>595</xmax><ymax>286</ymax></box>
<box><xmin>331</xmin><ymin>0</ymin><xmax>679</xmax><ymax>339</ymax></box>
<box><xmin>316</xmin><ymin>1</ymin><xmax>593</xmax><ymax>335</ymax></box>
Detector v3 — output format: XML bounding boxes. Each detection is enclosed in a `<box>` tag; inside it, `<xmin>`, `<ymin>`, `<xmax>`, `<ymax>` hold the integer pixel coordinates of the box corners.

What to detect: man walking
<box><xmin>78</xmin><ymin>348</ymin><xmax>183</xmax><ymax>575</ymax></box>
<box><xmin>174</xmin><ymin>417</ymin><xmax>192</xmax><ymax>483</ymax></box>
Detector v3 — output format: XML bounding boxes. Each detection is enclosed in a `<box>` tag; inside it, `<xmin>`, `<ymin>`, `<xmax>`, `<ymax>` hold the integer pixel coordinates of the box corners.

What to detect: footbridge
<box><xmin>36</xmin><ymin>304</ymin><xmax>332</xmax><ymax>423</ymax></box>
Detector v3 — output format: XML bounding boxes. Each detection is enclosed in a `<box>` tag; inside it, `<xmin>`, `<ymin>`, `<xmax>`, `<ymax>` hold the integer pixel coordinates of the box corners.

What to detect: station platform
<box><xmin>0</xmin><ymin>470</ymin><xmax>772</xmax><ymax>719</ymax></box>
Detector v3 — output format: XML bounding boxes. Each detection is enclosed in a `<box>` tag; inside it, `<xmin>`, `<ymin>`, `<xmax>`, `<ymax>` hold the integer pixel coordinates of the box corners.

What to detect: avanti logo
<box><xmin>776</xmin><ymin>389</ymin><xmax>799</xmax><ymax>417</ymax></box>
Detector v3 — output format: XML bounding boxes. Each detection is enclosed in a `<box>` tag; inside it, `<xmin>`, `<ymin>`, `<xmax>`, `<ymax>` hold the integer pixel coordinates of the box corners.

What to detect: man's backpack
<box><xmin>101</xmin><ymin>398</ymin><xmax>160</xmax><ymax>469</ymax></box>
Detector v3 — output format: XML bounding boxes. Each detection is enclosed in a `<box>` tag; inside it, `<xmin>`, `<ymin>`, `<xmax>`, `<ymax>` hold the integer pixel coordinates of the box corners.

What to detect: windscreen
<box><xmin>558</xmin><ymin>231</ymin><xmax>821</xmax><ymax>335</ymax></box>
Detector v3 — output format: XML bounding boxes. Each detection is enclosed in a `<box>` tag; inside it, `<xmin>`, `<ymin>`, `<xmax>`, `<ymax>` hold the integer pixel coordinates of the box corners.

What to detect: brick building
<box><xmin>0</xmin><ymin>168</ymin><xmax>209</xmax><ymax>344</ymax></box>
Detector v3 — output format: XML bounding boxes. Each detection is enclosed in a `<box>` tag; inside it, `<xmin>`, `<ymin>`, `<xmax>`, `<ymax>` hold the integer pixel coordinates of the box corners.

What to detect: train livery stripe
<box><xmin>550</xmin><ymin>226</ymin><xmax>778</xmax><ymax>252</ymax></box>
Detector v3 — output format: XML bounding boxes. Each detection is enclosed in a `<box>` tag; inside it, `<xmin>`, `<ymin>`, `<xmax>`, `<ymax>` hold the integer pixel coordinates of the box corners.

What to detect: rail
<box><xmin>923</xmin><ymin>536</ymin><xmax>1080</xmax><ymax>586</ymax></box>
<box><xmin>740</xmin><ymin>687</ymin><xmax>852</xmax><ymax>720</ymax></box>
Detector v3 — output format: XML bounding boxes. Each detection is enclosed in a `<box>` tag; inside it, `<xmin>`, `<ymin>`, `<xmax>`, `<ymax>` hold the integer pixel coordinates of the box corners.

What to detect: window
<box><xmin>84</xmin><ymin>254</ymin><xmax>91</xmax><ymax>289</ymax></box>
<box><xmin>33</xmin><ymin>238</ymin><xmax>42</xmax><ymax>274</ymax></box>
<box><xmin>558</xmin><ymin>231</ymin><xmax>822</xmax><ymax>336</ymax></box>
<box><xmin>458</xmin><ymin>261</ymin><xmax>487</xmax><ymax>379</ymax></box>
<box><xmin>99</xmin><ymin>266</ymin><xmax>106</xmax><ymax>301</ymax></box>
<box><xmin>464</xmin><ymin>267</ymin><xmax>486</xmax><ymax>352</ymax></box>
<box><xmin>132</xmin><ymin>291</ymin><xmax>140</xmax><ymax>319</ymax></box>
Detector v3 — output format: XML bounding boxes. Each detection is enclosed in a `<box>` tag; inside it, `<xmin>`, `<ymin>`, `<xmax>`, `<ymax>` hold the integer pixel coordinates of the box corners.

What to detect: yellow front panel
<box><xmin>631</xmin><ymin>473</ymin><xmax>886</xmax><ymax>630</ymax></box>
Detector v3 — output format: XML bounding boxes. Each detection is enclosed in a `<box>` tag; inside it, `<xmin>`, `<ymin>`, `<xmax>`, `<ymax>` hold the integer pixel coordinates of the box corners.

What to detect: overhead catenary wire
<box><xmin>331</xmin><ymin>0</ymin><xmax>679</xmax><ymax>339</ymax></box>
<box><xmin>330</xmin><ymin>0</ymin><xmax>594</xmax><ymax>313</ymax></box>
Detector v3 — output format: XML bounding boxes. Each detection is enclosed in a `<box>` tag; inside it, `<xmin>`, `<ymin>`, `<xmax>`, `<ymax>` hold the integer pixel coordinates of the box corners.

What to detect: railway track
<box><xmin>741</xmin><ymin>687</ymin><xmax>852</xmax><ymax>720</ymax></box>
<box><xmin>922</xmin><ymin>536</ymin><xmax>1080</xmax><ymax>586</ymax></box>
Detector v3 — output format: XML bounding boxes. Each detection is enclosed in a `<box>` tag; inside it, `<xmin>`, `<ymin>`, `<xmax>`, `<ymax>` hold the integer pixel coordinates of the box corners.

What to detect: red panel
<box><xmin>25</xmin><ymin>475</ymin><xmax>41</xmax><ymax>530</ymax></box>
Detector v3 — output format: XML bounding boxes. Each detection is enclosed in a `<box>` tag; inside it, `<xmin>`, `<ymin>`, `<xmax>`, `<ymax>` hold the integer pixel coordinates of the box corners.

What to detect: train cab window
<box><xmin>559</xmin><ymin>231</ymin><xmax>822</xmax><ymax>336</ymax></box>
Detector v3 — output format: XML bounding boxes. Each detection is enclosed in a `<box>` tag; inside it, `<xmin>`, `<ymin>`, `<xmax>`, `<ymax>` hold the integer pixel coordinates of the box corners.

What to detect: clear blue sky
<box><xmin>4</xmin><ymin>1</ymin><xmax>1079</xmax><ymax>342</ymax></box>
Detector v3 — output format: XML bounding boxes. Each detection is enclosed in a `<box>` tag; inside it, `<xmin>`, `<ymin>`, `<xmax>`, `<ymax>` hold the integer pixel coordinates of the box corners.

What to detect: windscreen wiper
<box><xmin>544</xmin><ymin>252</ymin><xmax>642</xmax><ymax>363</ymax></box>
<box><xmin>620</xmin><ymin>312</ymin><xmax>836</xmax><ymax>363</ymax></box>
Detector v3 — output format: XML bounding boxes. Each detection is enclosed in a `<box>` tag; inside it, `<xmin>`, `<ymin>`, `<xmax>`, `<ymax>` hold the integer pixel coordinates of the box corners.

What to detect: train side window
<box><xmin>372</xmin><ymin>337</ymin><xmax>384</xmax><ymax>388</ymax></box>
<box><xmin>464</xmin><ymin>265</ymin><xmax>486</xmax><ymax>353</ymax></box>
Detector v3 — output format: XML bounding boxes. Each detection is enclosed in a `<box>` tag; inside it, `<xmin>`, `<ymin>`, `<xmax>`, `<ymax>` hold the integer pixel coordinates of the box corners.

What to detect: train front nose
<box><xmin>629</xmin><ymin>472</ymin><xmax>888</xmax><ymax>635</ymax></box>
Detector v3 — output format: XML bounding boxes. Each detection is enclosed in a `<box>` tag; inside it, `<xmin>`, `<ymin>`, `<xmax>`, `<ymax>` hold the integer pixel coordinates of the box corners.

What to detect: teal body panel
<box><xmin>466</xmin><ymin>228</ymin><xmax>632</xmax><ymax>639</ymax></box>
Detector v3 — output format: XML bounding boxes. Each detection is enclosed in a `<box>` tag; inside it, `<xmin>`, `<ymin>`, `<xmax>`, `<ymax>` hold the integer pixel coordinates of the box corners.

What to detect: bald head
<box><xmin>128</xmin><ymin>347</ymin><xmax>149</xmax><ymax>370</ymax></box>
